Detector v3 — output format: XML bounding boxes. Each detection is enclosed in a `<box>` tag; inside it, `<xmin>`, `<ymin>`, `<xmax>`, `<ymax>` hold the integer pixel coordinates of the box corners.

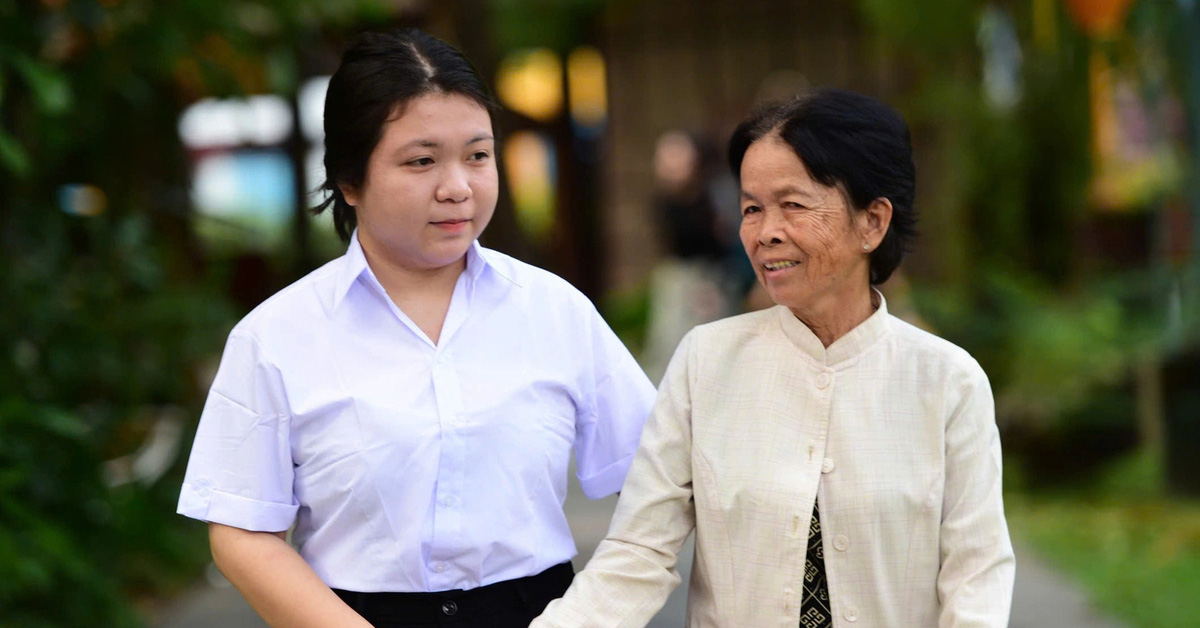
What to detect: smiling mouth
<box><xmin>763</xmin><ymin>260</ymin><xmax>799</xmax><ymax>271</ymax></box>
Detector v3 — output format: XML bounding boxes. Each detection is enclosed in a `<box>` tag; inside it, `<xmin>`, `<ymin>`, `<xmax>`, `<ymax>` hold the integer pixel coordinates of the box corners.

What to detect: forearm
<box><xmin>209</xmin><ymin>523</ymin><xmax>372</xmax><ymax>628</ymax></box>
<box><xmin>537</xmin><ymin>333</ymin><xmax>698</xmax><ymax>627</ymax></box>
<box><xmin>937</xmin><ymin>371</ymin><xmax>1015</xmax><ymax>626</ymax></box>
<box><xmin>534</xmin><ymin>536</ymin><xmax>684</xmax><ymax>627</ymax></box>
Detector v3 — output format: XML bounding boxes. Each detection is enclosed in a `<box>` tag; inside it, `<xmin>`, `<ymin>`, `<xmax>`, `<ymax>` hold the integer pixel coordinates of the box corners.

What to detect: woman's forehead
<box><xmin>742</xmin><ymin>142</ymin><xmax>817</xmax><ymax>187</ymax></box>
<box><xmin>377</xmin><ymin>93</ymin><xmax>493</xmax><ymax>146</ymax></box>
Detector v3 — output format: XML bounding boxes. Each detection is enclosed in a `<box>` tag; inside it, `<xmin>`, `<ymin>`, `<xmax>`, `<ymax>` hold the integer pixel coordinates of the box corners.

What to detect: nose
<box><xmin>435</xmin><ymin>165</ymin><xmax>472</xmax><ymax>203</ymax></box>
<box><xmin>756</xmin><ymin>209</ymin><xmax>786</xmax><ymax>246</ymax></box>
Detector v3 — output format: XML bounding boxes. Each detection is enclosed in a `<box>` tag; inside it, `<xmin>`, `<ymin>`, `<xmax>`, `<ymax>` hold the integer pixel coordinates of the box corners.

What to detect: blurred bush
<box><xmin>859</xmin><ymin>0</ymin><xmax>1200</xmax><ymax>477</ymax></box>
<box><xmin>0</xmin><ymin>1</ymin><xmax>393</xmax><ymax>623</ymax></box>
<box><xmin>0</xmin><ymin>211</ymin><xmax>232</xmax><ymax>626</ymax></box>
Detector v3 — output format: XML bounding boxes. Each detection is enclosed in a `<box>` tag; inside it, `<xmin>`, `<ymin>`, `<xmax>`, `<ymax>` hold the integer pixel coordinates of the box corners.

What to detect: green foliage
<box><xmin>1007</xmin><ymin>450</ymin><xmax>1200</xmax><ymax>628</ymax></box>
<box><xmin>0</xmin><ymin>1</ymin><xmax>394</xmax><ymax>624</ymax></box>
<box><xmin>859</xmin><ymin>0</ymin><xmax>1197</xmax><ymax>436</ymax></box>
<box><xmin>0</xmin><ymin>400</ymin><xmax>138</xmax><ymax>628</ymax></box>
<box><xmin>491</xmin><ymin>0</ymin><xmax>606</xmax><ymax>52</ymax></box>
<box><xmin>858</xmin><ymin>0</ymin><xmax>981</xmax><ymax>61</ymax></box>
<box><xmin>0</xmin><ymin>207</ymin><xmax>234</xmax><ymax>625</ymax></box>
<box><xmin>916</xmin><ymin>269</ymin><xmax>1165</xmax><ymax>429</ymax></box>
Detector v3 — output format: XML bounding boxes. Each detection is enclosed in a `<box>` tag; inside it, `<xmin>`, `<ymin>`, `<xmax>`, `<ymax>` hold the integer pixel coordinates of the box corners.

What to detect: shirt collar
<box><xmin>776</xmin><ymin>288</ymin><xmax>890</xmax><ymax>368</ymax></box>
<box><xmin>330</xmin><ymin>230</ymin><xmax>492</xmax><ymax>310</ymax></box>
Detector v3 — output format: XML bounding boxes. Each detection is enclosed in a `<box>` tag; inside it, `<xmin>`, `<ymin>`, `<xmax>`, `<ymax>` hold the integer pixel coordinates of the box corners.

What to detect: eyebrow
<box><xmin>740</xmin><ymin>185</ymin><xmax>816</xmax><ymax>202</ymax></box>
<box><xmin>397</xmin><ymin>133</ymin><xmax>495</xmax><ymax>152</ymax></box>
<box><xmin>776</xmin><ymin>184</ymin><xmax>816</xmax><ymax>198</ymax></box>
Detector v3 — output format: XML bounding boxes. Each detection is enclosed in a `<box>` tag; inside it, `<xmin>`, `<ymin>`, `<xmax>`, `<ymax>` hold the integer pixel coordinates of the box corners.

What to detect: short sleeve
<box><xmin>573</xmin><ymin>303</ymin><xmax>658</xmax><ymax>499</ymax></box>
<box><xmin>177</xmin><ymin>330</ymin><xmax>298</xmax><ymax>532</ymax></box>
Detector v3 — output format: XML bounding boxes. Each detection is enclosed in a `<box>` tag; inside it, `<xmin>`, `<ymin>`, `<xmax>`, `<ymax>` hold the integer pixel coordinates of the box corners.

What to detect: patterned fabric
<box><xmin>800</xmin><ymin>499</ymin><xmax>831</xmax><ymax>628</ymax></box>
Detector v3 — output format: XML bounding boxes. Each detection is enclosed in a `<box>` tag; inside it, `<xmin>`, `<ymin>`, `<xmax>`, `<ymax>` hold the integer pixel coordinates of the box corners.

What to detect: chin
<box><xmin>425</xmin><ymin>245</ymin><xmax>471</xmax><ymax>267</ymax></box>
<box><xmin>767</xmin><ymin>289</ymin><xmax>808</xmax><ymax>311</ymax></box>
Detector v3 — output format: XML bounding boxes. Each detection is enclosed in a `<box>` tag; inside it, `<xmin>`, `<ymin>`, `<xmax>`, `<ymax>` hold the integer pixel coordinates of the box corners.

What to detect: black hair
<box><xmin>315</xmin><ymin>28</ymin><xmax>496</xmax><ymax>241</ymax></box>
<box><xmin>727</xmin><ymin>89</ymin><xmax>917</xmax><ymax>285</ymax></box>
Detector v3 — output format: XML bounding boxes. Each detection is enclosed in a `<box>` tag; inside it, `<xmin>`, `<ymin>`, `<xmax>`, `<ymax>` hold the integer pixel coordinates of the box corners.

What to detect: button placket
<box><xmin>429</xmin><ymin>354</ymin><xmax>466</xmax><ymax>589</ymax></box>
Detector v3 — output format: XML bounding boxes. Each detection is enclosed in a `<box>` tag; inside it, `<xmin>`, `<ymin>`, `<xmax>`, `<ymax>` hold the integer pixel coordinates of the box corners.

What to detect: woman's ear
<box><xmin>339</xmin><ymin>183</ymin><xmax>359</xmax><ymax>207</ymax></box>
<box><xmin>860</xmin><ymin>197</ymin><xmax>893</xmax><ymax>250</ymax></box>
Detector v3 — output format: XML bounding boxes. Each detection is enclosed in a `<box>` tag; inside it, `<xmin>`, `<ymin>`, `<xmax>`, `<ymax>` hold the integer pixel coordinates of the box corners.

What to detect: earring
<box><xmin>862</xmin><ymin>244</ymin><xmax>871</xmax><ymax>251</ymax></box>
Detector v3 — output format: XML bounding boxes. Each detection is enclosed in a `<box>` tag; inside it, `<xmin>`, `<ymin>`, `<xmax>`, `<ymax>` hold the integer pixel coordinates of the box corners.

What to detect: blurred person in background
<box><xmin>176</xmin><ymin>28</ymin><xmax>656</xmax><ymax>628</ymax></box>
<box><xmin>642</xmin><ymin>130</ymin><xmax>738</xmax><ymax>383</ymax></box>
<box><xmin>533</xmin><ymin>89</ymin><xmax>1014</xmax><ymax>627</ymax></box>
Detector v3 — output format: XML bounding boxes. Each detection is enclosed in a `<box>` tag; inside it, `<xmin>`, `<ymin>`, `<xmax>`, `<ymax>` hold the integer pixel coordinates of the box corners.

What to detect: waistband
<box><xmin>332</xmin><ymin>561</ymin><xmax>574</xmax><ymax>623</ymax></box>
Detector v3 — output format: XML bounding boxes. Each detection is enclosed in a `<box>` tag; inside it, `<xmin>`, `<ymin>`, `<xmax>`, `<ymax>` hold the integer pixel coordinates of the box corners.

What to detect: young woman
<box><xmin>177</xmin><ymin>29</ymin><xmax>656</xmax><ymax>628</ymax></box>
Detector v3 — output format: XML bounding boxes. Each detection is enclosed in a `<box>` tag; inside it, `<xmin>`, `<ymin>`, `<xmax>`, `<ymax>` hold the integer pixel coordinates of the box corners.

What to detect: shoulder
<box><xmin>229</xmin><ymin>256</ymin><xmax>343</xmax><ymax>349</ymax></box>
<box><xmin>886</xmin><ymin>315</ymin><xmax>988</xmax><ymax>386</ymax></box>
<box><xmin>690</xmin><ymin>307</ymin><xmax>781</xmax><ymax>344</ymax></box>
<box><xmin>674</xmin><ymin>307</ymin><xmax>783</xmax><ymax>367</ymax></box>
<box><xmin>479</xmin><ymin>246</ymin><xmax>595</xmax><ymax>311</ymax></box>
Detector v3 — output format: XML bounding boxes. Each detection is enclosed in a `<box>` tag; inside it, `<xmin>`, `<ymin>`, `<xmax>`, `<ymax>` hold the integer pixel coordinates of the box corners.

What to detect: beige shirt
<box><xmin>534</xmin><ymin>298</ymin><xmax>1014</xmax><ymax>627</ymax></box>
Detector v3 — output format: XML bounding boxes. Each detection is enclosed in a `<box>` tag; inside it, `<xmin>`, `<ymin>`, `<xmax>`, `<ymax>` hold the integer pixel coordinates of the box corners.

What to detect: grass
<box><xmin>1004</xmin><ymin>450</ymin><xmax>1200</xmax><ymax>628</ymax></box>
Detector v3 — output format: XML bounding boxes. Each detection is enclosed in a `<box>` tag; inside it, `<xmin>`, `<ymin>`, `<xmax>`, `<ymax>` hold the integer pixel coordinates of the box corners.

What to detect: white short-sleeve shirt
<box><xmin>177</xmin><ymin>235</ymin><xmax>657</xmax><ymax>593</ymax></box>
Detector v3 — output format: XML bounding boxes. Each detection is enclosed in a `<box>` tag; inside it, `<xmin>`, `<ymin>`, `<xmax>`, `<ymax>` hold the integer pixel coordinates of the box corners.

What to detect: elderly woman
<box><xmin>532</xmin><ymin>89</ymin><xmax>1014</xmax><ymax>627</ymax></box>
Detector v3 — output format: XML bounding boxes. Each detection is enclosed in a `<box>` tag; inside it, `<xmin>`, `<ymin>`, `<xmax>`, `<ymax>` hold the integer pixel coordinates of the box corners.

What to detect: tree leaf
<box><xmin>12</xmin><ymin>55</ymin><xmax>72</xmax><ymax>115</ymax></box>
<box><xmin>0</xmin><ymin>125</ymin><xmax>30</xmax><ymax>177</ymax></box>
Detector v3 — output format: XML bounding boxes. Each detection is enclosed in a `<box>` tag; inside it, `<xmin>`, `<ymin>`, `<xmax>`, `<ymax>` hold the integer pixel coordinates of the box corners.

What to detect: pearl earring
<box><xmin>862</xmin><ymin>244</ymin><xmax>871</xmax><ymax>251</ymax></box>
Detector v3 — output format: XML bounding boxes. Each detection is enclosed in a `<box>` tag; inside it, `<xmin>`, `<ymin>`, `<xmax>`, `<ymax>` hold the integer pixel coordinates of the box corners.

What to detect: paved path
<box><xmin>1008</xmin><ymin>544</ymin><xmax>1127</xmax><ymax>628</ymax></box>
<box><xmin>154</xmin><ymin>481</ymin><xmax>1124</xmax><ymax>627</ymax></box>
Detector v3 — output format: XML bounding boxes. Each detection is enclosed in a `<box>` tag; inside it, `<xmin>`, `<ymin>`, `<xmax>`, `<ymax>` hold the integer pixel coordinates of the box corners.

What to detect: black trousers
<box><xmin>333</xmin><ymin>562</ymin><xmax>574</xmax><ymax>628</ymax></box>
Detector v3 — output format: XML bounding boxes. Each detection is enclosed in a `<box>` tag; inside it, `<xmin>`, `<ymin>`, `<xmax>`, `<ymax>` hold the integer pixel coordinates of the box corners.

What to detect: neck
<box><xmin>790</xmin><ymin>286</ymin><xmax>878</xmax><ymax>348</ymax></box>
<box><xmin>361</xmin><ymin>245</ymin><xmax>466</xmax><ymax>302</ymax></box>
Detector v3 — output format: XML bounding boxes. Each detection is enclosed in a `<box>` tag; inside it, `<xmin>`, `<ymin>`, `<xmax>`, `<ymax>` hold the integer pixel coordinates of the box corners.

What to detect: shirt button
<box><xmin>439</xmin><ymin>495</ymin><xmax>457</xmax><ymax>507</ymax></box>
<box><xmin>821</xmin><ymin>458</ymin><xmax>835</xmax><ymax>474</ymax></box>
<box><xmin>833</xmin><ymin>534</ymin><xmax>849</xmax><ymax>551</ymax></box>
<box><xmin>441</xmin><ymin>600</ymin><xmax>458</xmax><ymax>616</ymax></box>
<box><xmin>432</xmin><ymin>562</ymin><xmax>447</xmax><ymax>573</ymax></box>
<box><xmin>844</xmin><ymin>606</ymin><xmax>859</xmax><ymax>622</ymax></box>
<box><xmin>815</xmin><ymin>372</ymin><xmax>831</xmax><ymax>389</ymax></box>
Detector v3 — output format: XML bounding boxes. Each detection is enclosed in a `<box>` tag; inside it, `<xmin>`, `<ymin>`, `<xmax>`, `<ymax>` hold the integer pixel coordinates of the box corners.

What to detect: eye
<box><xmin>407</xmin><ymin>157</ymin><xmax>434</xmax><ymax>167</ymax></box>
<box><xmin>468</xmin><ymin>150</ymin><xmax>491</xmax><ymax>162</ymax></box>
<box><xmin>783</xmin><ymin>201</ymin><xmax>806</xmax><ymax>209</ymax></box>
<box><xmin>741</xmin><ymin>205</ymin><xmax>761</xmax><ymax>216</ymax></box>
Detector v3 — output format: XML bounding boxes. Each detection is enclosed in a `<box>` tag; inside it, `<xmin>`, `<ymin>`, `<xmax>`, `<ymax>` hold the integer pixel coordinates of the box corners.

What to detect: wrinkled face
<box><xmin>738</xmin><ymin>134</ymin><xmax>871</xmax><ymax>316</ymax></box>
<box><xmin>342</xmin><ymin>91</ymin><xmax>498</xmax><ymax>272</ymax></box>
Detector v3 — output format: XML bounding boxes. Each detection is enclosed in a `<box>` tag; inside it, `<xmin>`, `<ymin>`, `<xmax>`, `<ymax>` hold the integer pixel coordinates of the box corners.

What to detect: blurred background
<box><xmin>2</xmin><ymin>0</ymin><xmax>1199</xmax><ymax>626</ymax></box>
